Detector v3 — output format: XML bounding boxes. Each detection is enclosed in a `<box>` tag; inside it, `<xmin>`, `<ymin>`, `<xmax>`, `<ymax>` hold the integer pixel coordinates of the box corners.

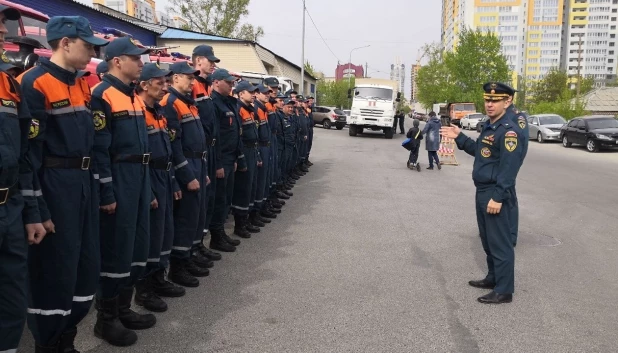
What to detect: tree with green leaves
<box><xmin>316</xmin><ymin>78</ymin><xmax>354</xmax><ymax>109</ymax></box>
<box><xmin>416</xmin><ymin>29</ymin><xmax>509</xmax><ymax>113</ymax></box>
<box><xmin>167</xmin><ymin>0</ymin><xmax>264</xmax><ymax>41</ymax></box>
<box><xmin>304</xmin><ymin>61</ymin><xmax>315</xmax><ymax>77</ymax></box>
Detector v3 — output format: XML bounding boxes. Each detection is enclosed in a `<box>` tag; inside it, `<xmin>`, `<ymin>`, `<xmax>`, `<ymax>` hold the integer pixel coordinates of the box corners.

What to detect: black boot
<box><xmin>35</xmin><ymin>344</ymin><xmax>58</xmax><ymax>353</ymax></box>
<box><xmin>283</xmin><ymin>189</ymin><xmax>293</xmax><ymax>197</ymax></box>
<box><xmin>299</xmin><ymin>164</ymin><xmax>309</xmax><ymax>173</ymax></box>
<box><xmin>94</xmin><ymin>296</ymin><xmax>138</xmax><ymax>347</ymax></box>
<box><xmin>135</xmin><ymin>277</ymin><xmax>167</xmax><ymax>313</ymax></box>
<box><xmin>118</xmin><ymin>286</ymin><xmax>156</xmax><ymax>330</ymax></box>
<box><xmin>186</xmin><ymin>258</ymin><xmax>210</xmax><ymax>277</ymax></box>
<box><xmin>57</xmin><ymin>327</ymin><xmax>79</xmax><ymax>353</ymax></box>
<box><xmin>270</xmin><ymin>198</ymin><xmax>284</xmax><ymax>207</ymax></box>
<box><xmin>168</xmin><ymin>257</ymin><xmax>199</xmax><ymax>287</ymax></box>
<box><xmin>261</xmin><ymin>208</ymin><xmax>277</xmax><ymax>219</ymax></box>
<box><xmin>209</xmin><ymin>229</ymin><xmax>237</xmax><ymax>252</ymax></box>
<box><xmin>151</xmin><ymin>268</ymin><xmax>185</xmax><ymax>298</ymax></box>
<box><xmin>196</xmin><ymin>240</ymin><xmax>222</xmax><ymax>261</ymax></box>
<box><xmin>234</xmin><ymin>215</ymin><xmax>252</xmax><ymax>238</ymax></box>
<box><xmin>250</xmin><ymin>210</ymin><xmax>266</xmax><ymax>227</ymax></box>
<box><xmin>276</xmin><ymin>191</ymin><xmax>290</xmax><ymax>199</ymax></box>
<box><xmin>245</xmin><ymin>215</ymin><xmax>261</xmax><ymax>233</ymax></box>
<box><xmin>268</xmin><ymin>206</ymin><xmax>281</xmax><ymax>214</ymax></box>
<box><xmin>258</xmin><ymin>211</ymin><xmax>272</xmax><ymax>223</ymax></box>
<box><xmin>191</xmin><ymin>251</ymin><xmax>214</xmax><ymax>269</ymax></box>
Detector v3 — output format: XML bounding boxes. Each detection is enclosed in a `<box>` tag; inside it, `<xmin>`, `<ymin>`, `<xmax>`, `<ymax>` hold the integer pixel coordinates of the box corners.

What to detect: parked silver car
<box><xmin>312</xmin><ymin>106</ymin><xmax>347</xmax><ymax>130</ymax></box>
<box><xmin>528</xmin><ymin>114</ymin><xmax>567</xmax><ymax>143</ymax></box>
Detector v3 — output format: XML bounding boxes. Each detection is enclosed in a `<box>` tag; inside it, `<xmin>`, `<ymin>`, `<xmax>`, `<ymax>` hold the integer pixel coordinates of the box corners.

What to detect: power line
<box><xmin>303</xmin><ymin>5</ymin><xmax>341</xmax><ymax>62</ymax></box>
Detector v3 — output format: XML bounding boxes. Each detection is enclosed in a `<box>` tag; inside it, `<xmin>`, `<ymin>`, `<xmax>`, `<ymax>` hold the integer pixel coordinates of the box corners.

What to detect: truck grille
<box><xmin>360</xmin><ymin>109</ymin><xmax>384</xmax><ymax>117</ymax></box>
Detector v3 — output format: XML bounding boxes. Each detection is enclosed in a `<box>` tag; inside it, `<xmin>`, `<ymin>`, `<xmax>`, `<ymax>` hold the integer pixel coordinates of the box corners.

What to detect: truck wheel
<box><xmin>336</xmin><ymin>124</ymin><xmax>344</xmax><ymax>130</ymax></box>
<box><xmin>384</xmin><ymin>127</ymin><xmax>394</xmax><ymax>139</ymax></box>
<box><xmin>349</xmin><ymin>125</ymin><xmax>358</xmax><ymax>136</ymax></box>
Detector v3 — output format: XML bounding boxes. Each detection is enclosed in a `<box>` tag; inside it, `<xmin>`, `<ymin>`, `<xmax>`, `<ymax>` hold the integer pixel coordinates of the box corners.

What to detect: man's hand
<box><xmin>206</xmin><ymin>176</ymin><xmax>211</xmax><ymax>186</ymax></box>
<box><xmin>187</xmin><ymin>179</ymin><xmax>200</xmax><ymax>191</ymax></box>
<box><xmin>216</xmin><ymin>168</ymin><xmax>225</xmax><ymax>179</ymax></box>
<box><xmin>25</xmin><ymin>223</ymin><xmax>47</xmax><ymax>245</ymax></box>
<box><xmin>439</xmin><ymin>124</ymin><xmax>461</xmax><ymax>139</ymax></box>
<box><xmin>257</xmin><ymin>161</ymin><xmax>263</xmax><ymax>167</ymax></box>
<box><xmin>487</xmin><ymin>199</ymin><xmax>502</xmax><ymax>214</ymax></box>
<box><xmin>174</xmin><ymin>190</ymin><xmax>182</xmax><ymax>200</ymax></box>
<box><xmin>304</xmin><ymin>136</ymin><xmax>308</xmax><ymax>141</ymax></box>
<box><xmin>100</xmin><ymin>202</ymin><xmax>117</xmax><ymax>214</ymax></box>
<box><xmin>42</xmin><ymin>219</ymin><xmax>56</xmax><ymax>234</ymax></box>
<box><xmin>234</xmin><ymin>162</ymin><xmax>237</xmax><ymax>172</ymax></box>
<box><xmin>150</xmin><ymin>198</ymin><xmax>158</xmax><ymax>210</ymax></box>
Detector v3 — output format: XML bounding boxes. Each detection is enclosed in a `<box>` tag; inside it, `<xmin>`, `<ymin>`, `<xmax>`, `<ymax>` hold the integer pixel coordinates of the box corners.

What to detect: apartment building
<box><xmin>390</xmin><ymin>57</ymin><xmax>406</xmax><ymax>94</ymax></box>
<box><xmin>94</xmin><ymin>0</ymin><xmax>156</xmax><ymax>23</ymax></box>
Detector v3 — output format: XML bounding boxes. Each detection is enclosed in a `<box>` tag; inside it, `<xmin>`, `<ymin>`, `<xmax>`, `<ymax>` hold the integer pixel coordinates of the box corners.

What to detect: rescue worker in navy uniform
<box><xmin>440</xmin><ymin>82</ymin><xmax>525</xmax><ymax>305</ymax></box>
<box><xmin>91</xmin><ymin>37</ymin><xmax>155</xmax><ymax>346</ymax></box>
<box><xmin>19</xmin><ymin>16</ymin><xmax>108</xmax><ymax>353</ymax></box>
<box><xmin>191</xmin><ymin>44</ymin><xmax>222</xmax><ymax>263</ymax></box>
<box><xmin>160</xmin><ymin>62</ymin><xmax>211</xmax><ymax>288</ymax></box>
<box><xmin>96</xmin><ymin>61</ymin><xmax>108</xmax><ymax>82</ymax></box>
<box><xmin>295</xmin><ymin>96</ymin><xmax>310</xmax><ymax>174</ymax></box>
<box><xmin>281</xmin><ymin>98</ymin><xmax>299</xmax><ymax>191</ymax></box>
<box><xmin>506</xmin><ymin>93</ymin><xmax>528</xmax><ymax>247</ymax></box>
<box><xmin>134</xmin><ymin>64</ymin><xmax>186</xmax><ymax>312</ymax></box>
<box><xmin>274</xmin><ymin>93</ymin><xmax>293</xmax><ymax>200</ymax></box>
<box><xmin>231</xmin><ymin>81</ymin><xmax>261</xmax><ymax>238</ymax></box>
<box><xmin>209</xmin><ymin>68</ymin><xmax>246</xmax><ymax>252</ymax></box>
<box><xmin>263</xmin><ymin>78</ymin><xmax>287</xmax><ymax>208</ymax></box>
<box><xmin>305</xmin><ymin>96</ymin><xmax>315</xmax><ymax>167</ymax></box>
<box><xmin>0</xmin><ymin>5</ymin><xmax>47</xmax><ymax>353</ymax></box>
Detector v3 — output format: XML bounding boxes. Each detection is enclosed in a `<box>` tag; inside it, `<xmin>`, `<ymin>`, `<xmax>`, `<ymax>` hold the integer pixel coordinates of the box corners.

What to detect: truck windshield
<box><xmin>355</xmin><ymin>87</ymin><xmax>392</xmax><ymax>100</ymax></box>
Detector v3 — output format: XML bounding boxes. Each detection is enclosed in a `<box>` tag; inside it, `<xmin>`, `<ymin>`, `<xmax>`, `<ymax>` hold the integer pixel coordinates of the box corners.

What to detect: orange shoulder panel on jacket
<box><xmin>239</xmin><ymin>106</ymin><xmax>253</xmax><ymax>121</ymax></box>
<box><xmin>0</xmin><ymin>72</ymin><xmax>21</xmax><ymax>103</ymax></box>
<box><xmin>24</xmin><ymin>72</ymin><xmax>90</xmax><ymax>111</ymax></box>
<box><xmin>256</xmin><ymin>107</ymin><xmax>268</xmax><ymax>122</ymax></box>
<box><xmin>100</xmin><ymin>85</ymin><xmax>138</xmax><ymax>112</ymax></box>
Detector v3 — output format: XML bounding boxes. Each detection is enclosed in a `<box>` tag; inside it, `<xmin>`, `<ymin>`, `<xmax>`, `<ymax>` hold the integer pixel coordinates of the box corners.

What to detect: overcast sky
<box><xmin>76</xmin><ymin>0</ymin><xmax>442</xmax><ymax>99</ymax></box>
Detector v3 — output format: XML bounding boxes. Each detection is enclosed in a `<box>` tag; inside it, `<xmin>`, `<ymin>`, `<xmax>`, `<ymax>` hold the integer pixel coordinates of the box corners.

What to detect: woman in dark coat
<box><xmin>422</xmin><ymin>111</ymin><xmax>442</xmax><ymax>170</ymax></box>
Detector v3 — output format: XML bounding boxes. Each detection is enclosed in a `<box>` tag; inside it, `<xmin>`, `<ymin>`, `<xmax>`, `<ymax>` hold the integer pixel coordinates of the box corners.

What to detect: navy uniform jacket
<box><xmin>3</xmin><ymin>69</ymin><xmax>38</xmax><ymax>222</ymax></box>
<box><xmin>254</xmin><ymin>100</ymin><xmax>271</xmax><ymax>144</ymax></box>
<box><xmin>211</xmin><ymin>90</ymin><xmax>246</xmax><ymax>171</ymax></box>
<box><xmin>454</xmin><ymin>111</ymin><xmax>524</xmax><ymax>202</ymax></box>
<box><xmin>282</xmin><ymin>113</ymin><xmax>296</xmax><ymax>147</ymax></box>
<box><xmin>91</xmin><ymin>75</ymin><xmax>149</xmax><ymax>206</ymax></box>
<box><xmin>508</xmin><ymin>104</ymin><xmax>529</xmax><ymax>161</ymax></box>
<box><xmin>275</xmin><ymin>109</ymin><xmax>288</xmax><ymax>150</ymax></box>
<box><xmin>143</xmin><ymin>101</ymin><xmax>179</xmax><ymax>193</ymax></box>
<box><xmin>192</xmin><ymin>75</ymin><xmax>215</xmax><ymax>142</ymax></box>
<box><xmin>297</xmin><ymin>110</ymin><xmax>308</xmax><ymax>138</ymax></box>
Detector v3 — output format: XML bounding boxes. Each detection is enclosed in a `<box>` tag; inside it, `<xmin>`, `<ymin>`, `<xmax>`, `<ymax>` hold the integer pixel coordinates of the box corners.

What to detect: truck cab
<box><xmin>347</xmin><ymin>84</ymin><xmax>401</xmax><ymax>139</ymax></box>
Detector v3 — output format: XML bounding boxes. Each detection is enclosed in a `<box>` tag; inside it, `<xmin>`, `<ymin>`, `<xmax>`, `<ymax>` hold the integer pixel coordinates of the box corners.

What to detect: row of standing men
<box><xmin>0</xmin><ymin>12</ymin><xmax>315</xmax><ymax>353</ymax></box>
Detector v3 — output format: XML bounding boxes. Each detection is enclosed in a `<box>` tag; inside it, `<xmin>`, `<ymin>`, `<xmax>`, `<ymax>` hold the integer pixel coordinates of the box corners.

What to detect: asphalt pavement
<box><xmin>19</xmin><ymin>118</ymin><xmax>618</xmax><ymax>352</ymax></box>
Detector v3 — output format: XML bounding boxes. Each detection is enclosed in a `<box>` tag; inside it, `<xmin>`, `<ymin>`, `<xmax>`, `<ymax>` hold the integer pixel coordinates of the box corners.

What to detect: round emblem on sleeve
<box><xmin>28</xmin><ymin>119</ymin><xmax>40</xmax><ymax>139</ymax></box>
<box><xmin>504</xmin><ymin>131</ymin><xmax>518</xmax><ymax>152</ymax></box>
<box><xmin>517</xmin><ymin>116</ymin><xmax>526</xmax><ymax>129</ymax></box>
<box><xmin>480</xmin><ymin>147</ymin><xmax>491</xmax><ymax>158</ymax></box>
<box><xmin>93</xmin><ymin>111</ymin><xmax>106</xmax><ymax>131</ymax></box>
<box><xmin>1</xmin><ymin>52</ymin><xmax>9</xmax><ymax>63</ymax></box>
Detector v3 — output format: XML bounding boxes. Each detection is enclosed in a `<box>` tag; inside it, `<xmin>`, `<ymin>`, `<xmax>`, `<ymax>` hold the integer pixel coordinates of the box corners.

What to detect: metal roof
<box><xmin>580</xmin><ymin>87</ymin><xmax>618</xmax><ymax>113</ymax></box>
<box><xmin>66</xmin><ymin>0</ymin><xmax>161</xmax><ymax>34</ymax></box>
<box><xmin>160</xmin><ymin>28</ymin><xmax>240</xmax><ymax>41</ymax></box>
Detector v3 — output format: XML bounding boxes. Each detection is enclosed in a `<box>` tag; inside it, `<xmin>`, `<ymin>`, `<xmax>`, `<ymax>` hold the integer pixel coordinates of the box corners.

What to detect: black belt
<box><xmin>0</xmin><ymin>185</ymin><xmax>18</xmax><ymax>205</ymax></box>
<box><xmin>149</xmin><ymin>158</ymin><xmax>172</xmax><ymax>171</ymax></box>
<box><xmin>206</xmin><ymin>138</ymin><xmax>217</xmax><ymax>146</ymax></box>
<box><xmin>112</xmin><ymin>153</ymin><xmax>151</xmax><ymax>164</ymax></box>
<box><xmin>259</xmin><ymin>141</ymin><xmax>271</xmax><ymax>147</ymax></box>
<box><xmin>243</xmin><ymin>141</ymin><xmax>258</xmax><ymax>148</ymax></box>
<box><xmin>184</xmin><ymin>151</ymin><xmax>207</xmax><ymax>159</ymax></box>
<box><xmin>43</xmin><ymin>156</ymin><xmax>91</xmax><ymax>170</ymax></box>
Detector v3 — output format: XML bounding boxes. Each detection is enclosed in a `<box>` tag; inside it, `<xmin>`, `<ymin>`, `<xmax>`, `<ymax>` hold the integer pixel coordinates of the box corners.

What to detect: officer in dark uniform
<box><xmin>296</xmin><ymin>97</ymin><xmax>310</xmax><ymax>173</ymax></box>
<box><xmin>19</xmin><ymin>16</ymin><xmax>109</xmax><ymax>353</ymax></box>
<box><xmin>305</xmin><ymin>96</ymin><xmax>315</xmax><ymax>166</ymax></box>
<box><xmin>263</xmin><ymin>78</ymin><xmax>286</xmax><ymax>209</ymax></box>
<box><xmin>440</xmin><ymin>82</ymin><xmax>525</xmax><ymax>305</ymax></box>
<box><xmin>282</xmin><ymin>97</ymin><xmax>299</xmax><ymax>191</ymax></box>
<box><xmin>274</xmin><ymin>93</ymin><xmax>293</xmax><ymax>200</ymax></box>
<box><xmin>134</xmin><ymin>64</ymin><xmax>186</xmax><ymax>313</ymax></box>
<box><xmin>91</xmin><ymin>37</ymin><xmax>154</xmax><ymax>346</ymax></box>
<box><xmin>96</xmin><ymin>61</ymin><xmax>108</xmax><ymax>82</ymax></box>
<box><xmin>506</xmin><ymin>92</ymin><xmax>529</xmax><ymax>247</ymax></box>
<box><xmin>209</xmin><ymin>69</ymin><xmax>246</xmax><ymax>252</ymax></box>
<box><xmin>190</xmin><ymin>44</ymin><xmax>222</xmax><ymax>263</ymax></box>
<box><xmin>231</xmin><ymin>81</ymin><xmax>261</xmax><ymax>238</ymax></box>
<box><xmin>160</xmin><ymin>62</ymin><xmax>211</xmax><ymax>288</ymax></box>
<box><xmin>0</xmin><ymin>5</ymin><xmax>47</xmax><ymax>353</ymax></box>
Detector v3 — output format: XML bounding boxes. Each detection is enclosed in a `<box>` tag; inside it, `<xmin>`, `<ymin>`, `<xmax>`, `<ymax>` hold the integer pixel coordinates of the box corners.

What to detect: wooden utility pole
<box><xmin>576</xmin><ymin>34</ymin><xmax>583</xmax><ymax>101</ymax></box>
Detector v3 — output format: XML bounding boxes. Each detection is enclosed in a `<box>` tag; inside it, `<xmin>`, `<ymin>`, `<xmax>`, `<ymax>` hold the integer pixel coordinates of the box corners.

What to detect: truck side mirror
<box><xmin>396</xmin><ymin>98</ymin><xmax>401</xmax><ymax>102</ymax></box>
<box><xmin>347</xmin><ymin>88</ymin><xmax>352</xmax><ymax>99</ymax></box>
<box><xmin>397</xmin><ymin>92</ymin><xmax>401</xmax><ymax>99</ymax></box>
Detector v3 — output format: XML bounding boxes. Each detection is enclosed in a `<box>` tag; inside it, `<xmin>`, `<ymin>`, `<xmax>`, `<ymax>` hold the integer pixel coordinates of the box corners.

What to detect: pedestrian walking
<box><xmin>422</xmin><ymin>111</ymin><xmax>442</xmax><ymax>170</ymax></box>
<box><xmin>405</xmin><ymin>119</ymin><xmax>423</xmax><ymax>171</ymax></box>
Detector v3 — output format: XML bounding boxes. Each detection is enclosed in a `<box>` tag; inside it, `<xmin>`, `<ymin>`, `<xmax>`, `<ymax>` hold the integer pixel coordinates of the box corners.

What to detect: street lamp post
<box><xmin>348</xmin><ymin>45</ymin><xmax>370</xmax><ymax>89</ymax></box>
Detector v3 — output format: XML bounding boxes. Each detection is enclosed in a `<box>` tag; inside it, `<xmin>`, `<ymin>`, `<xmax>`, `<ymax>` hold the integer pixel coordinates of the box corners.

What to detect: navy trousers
<box><xmin>210</xmin><ymin>163</ymin><xmax>235</xmax><ymax>231</ymax></box>
<box><xmin>232</xmin><ymin>146</ymin><xmax>258</xmax><ymax>216</ymax></box>
<box><xmin>146</xmin><ymin>168</ymin><xmax>174</xmax><ymax>271</ymax></box>
<box><xmin>255</xmin><ymin>144</ymin><xmax>270</xmax><ymax>209</ymax></box>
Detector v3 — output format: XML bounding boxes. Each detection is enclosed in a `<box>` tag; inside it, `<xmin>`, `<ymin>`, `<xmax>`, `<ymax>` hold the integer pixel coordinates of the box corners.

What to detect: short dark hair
<box><xmin>48</xmin><ymin>38</ymin><xmax>76</xmax><ymax>51</ymax></box>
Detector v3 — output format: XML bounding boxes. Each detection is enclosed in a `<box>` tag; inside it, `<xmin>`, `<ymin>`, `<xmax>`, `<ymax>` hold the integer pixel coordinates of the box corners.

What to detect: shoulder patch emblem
<box><xmin>517</xmin><ymin>117</ymin><xmax>527</xmax><ymax>129</ymax></box>
<box><xmin>93</xmin><ymin>110</ymin><xmax>106</xmax><ymax>131</ymax></box>
<box><xmin>480</xmin><ymin>147</ymin><xmax>491</xmax><ymax>158</ymax></box>
<box><xmin>1</xmin><ymin>52</ymin><xmax>9</xmax><ymax>63</ymax></box>
<box><xmin>1</xmin><ymin>98</ymin><xmax>16</xmax><ymax>108</ymax></box>
<box><xmin>28</xmin><ymin>119</ymin><xmax>40</xmax><ymax>139</ymax></box>
<box><xmin>504</xmin><ymin>131</ymin><xmax>518</xmax><ymax>152</ymax></box>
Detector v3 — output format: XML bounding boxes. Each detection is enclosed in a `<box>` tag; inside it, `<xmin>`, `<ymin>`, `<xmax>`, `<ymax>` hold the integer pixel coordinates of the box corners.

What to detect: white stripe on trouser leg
<box><xmin>27</xmin><ymin>308</ymin><xmax>72</xmax><ymax>316</ymax></box>
<box><xmin>203</xmin><ymin>229</ymin><xmax>209</xmax><ymax>234</ymax></box>
<box><xmin>73</xmin><ymin>295</ymin><xmax>94</xmax><ymax>302</ymax></box>
<box><xmin>172</xmin><ymin>246</ymin><xmax>191</xmax><ymax>251</ymax></box>
<box><xmin>100</xmin><ymin>272</ymin><xmax>131</xmax><ymax>278</ymax></box>
<box><xmin>147</xmin><ymin>258</ymin><xmax>160</xmax><ymax>263</ymax></box>
<box><xmin>131</xmin><ymin>262</ymin><xmax>146</xmax><ymax>267</ymax></box>
<box><xmin>160</xmin><ymin>250</ymin><xmax>171</xmax><ymax>255</ymax></box>
<box><xmin>193</xmin><ymin>240</ymin><xmax>201</xmax><ymax>244</ymax></box>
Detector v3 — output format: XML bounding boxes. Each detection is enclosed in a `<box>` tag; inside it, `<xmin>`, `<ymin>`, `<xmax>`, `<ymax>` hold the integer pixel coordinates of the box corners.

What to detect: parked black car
<box><xmin>559</xmin><ymin>115</ymin><xmax>618</xmax><ymax>152</ymax></box>
<box><xmin>476</xmin><ymin>116</ymin><xmax>489</xmax><ymax>132</ymax></box>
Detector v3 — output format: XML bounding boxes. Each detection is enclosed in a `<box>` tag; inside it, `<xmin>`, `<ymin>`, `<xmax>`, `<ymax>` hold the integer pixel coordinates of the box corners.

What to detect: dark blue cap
<box><xmin>234</xmin><ymin>80</ymin><xmax>258</xmax><ymax>94</ymax></box>
<box><xmin>96</xmin><ymin>61</ymin><xmax>108</xmax><ymax>75</ymax></box>
<box><xmin>211</xmin><ymin>68</ymin><xmax>236</xmax><ymax>82</ymax></box>
<box><xmin>46</xmin><ymin>16</ymin><xmax>109</xmax><ymax>46</ymax></box>
<box><xmin>275</xmin><ymin>92</ymin><xmax>287</xmax><ymax>99</ymax></box>
<box><xmin>169</xmin><ymin>62</ymin><xmax>198</xmax><ymax>76</ymax></box>
<box><xmin>0</xmin><ymin>4</ymin><xmax>21</xmax><ymax>21</ymax></box>
<box><xmin>296</xmin><ymin>94</ymin><xmax>305</xmax><ymax>101</ymax></box>
<box><xmin>256</xmin><ymin>84</ymin><xmax>271</xmax><ymax>94</ymax></box>
<box><xmin>139</xmin><ymin>63</ymin><xmax>171</xmax><ymax>82</ymax></box>
<box><xmin>483</xmin><ymin>82</ymin><xmax>515</xmax><ymax>100</ymax></box>
<box><xmin>285</xmin><ymin>89</ymin><xmax>298</xmax><ymax>96</ymax></box>
<box><xmin>192</xmin><ymin>45</ymin><xmax>220</xmax><ymax>63</ymax></box>
<box><xmin>283</xmin><ymin>98</ymin><xmax>296</xmax><ymax>105</ymax></box>
<box><xmin>264</xmin><ymin>77</ymin><xmax>279</xmax><ymax>88</ymax></box>
<box><xmin>104</xmin><ymin>37</ymin><xmax>149</xmax><ymax>61</ymax></box>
